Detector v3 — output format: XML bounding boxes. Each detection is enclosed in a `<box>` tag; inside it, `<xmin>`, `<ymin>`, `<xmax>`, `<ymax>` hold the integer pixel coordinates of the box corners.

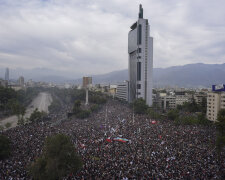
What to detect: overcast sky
<box><xmin>0</xmin><ymin>0</ymin><xmax>225</xmax><ymax>76</ymax></box>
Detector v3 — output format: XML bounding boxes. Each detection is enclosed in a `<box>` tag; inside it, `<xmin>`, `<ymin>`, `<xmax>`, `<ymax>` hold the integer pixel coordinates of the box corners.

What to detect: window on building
<box><xmin>137</xmin><ymin>62</ymin><xmax>141</xmax><ymax>81</ymax></box>
<box><xmin>138</xmin><ymin>24</ymin><xmax>142</xmax><ymax>45</ymax></box>
<box><xmin>137</xmin><ymin>84</ymin><xmax>141</xmax><ymax>89</ymax></box>
<box><xmin>138</xmin><ymin>48</ymin><xmax>142</xmax><ymax>53</ymax></box>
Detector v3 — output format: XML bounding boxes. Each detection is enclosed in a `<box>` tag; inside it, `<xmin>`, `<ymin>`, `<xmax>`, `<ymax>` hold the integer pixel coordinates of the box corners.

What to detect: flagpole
<box><xmin>105</xmin><ymin>105</ymin><xmax>107</xmax><ymax>133</ymax></box>
<box><xmin>132</xmin><ymin>104</ymin><xmax>135</xmax><ymax>124</ymax></box>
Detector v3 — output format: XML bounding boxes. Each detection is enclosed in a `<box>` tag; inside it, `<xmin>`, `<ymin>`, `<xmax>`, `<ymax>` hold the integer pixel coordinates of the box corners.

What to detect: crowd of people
<box><xmin>0</xmin><ymin>99</ymin><xmax>224</xmax><ymax>179</ymax></box>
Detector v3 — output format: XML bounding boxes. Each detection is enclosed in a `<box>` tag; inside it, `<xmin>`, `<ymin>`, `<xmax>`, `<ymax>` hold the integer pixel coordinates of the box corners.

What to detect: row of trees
<box><xmin>132</xmin><ymin>98</ymin><xmax>209</xmax><ymax>125</ymax></box>
<box><xmin>0</xmin><ymin>86</ymin><xmax>41</xmax><ymax>119</ymax></box>
<box><xmin>166</xmin><ymin>98</ymin><xmax>208</xmax><ymax>125</ymax></box>
<box><xmin>71</xmin><ymin>91</ymin><xmax>107</xmax><ymax>119</ymax></box>
<box><xmin>177</xmin><ymin>97</ymin><xmax>207</xmax><ymax>113</ymax></box>
<box><xmin>0</xmin><ymin>86</ymin><xmax>21</xmax><ymax>116</ymax></box>
<box><xmin>72</xmin><ymin>100</ymin><xmax>103</xmax><ymax>119</ymax></box>
<box><xmin>16</xmin><ymin>108</ymin><xmax>48</xmax><ymax>126</ymax></box>
<box><xmin>48</xmin><ymin>97</ymin><xmax>62</xmax><ymax>114</ymax></box>
<box><xmin>72</xmin><ymin>100</ymin><xmax>91</xmax><ymax>119</ymax></box>
<box><xmin>167</xmin><ymin>109</ymin><xmax>209</xmax><ymax>125</ymax></box>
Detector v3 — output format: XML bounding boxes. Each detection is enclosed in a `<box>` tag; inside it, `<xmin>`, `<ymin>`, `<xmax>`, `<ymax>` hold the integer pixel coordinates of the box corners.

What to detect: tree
<box><xmin>89</xmin><ymin>95</ymin><xmax>107</xmax><ymax>104</ymax></box>
<box><xmin>29</xmin><ymin>108</ymin><xmax>47</xmax><ymax>123</ymax></box>
<box><xmin>90</xmin><ymin>104</ymin><xmax>100</xmax><ymax>112</ymax></box>
<box><xmin>147</xmin><ymin>108</ymin><xmax>161</xmax><ymax>119</ymax></box>
<box><xmin>174</xmin><ymin>115</ymin><xmax>198</xmax><ymax>125</ymax></box>
<box><xmin>12</xmin><ymin>101</ymin><xmax>26</xmax><ymax>125</ymax></box>
<box><xmin>197</xmin><ymin>113</ymin><xmax>209</xmax><ymax>125</ymax></box>
<box><xmin>179</xmin><ymin>99</ymin><xmax>200</xmax><ymax>113</ymax></box>
<box><xmin>48</xmin><ymin>98</ymin><xmax>61</xmax><ymax>113</ymax></box>
<box><xmin>0</xmin><ymin>125</ymin><xmax>4</xmax><ymax>131</ymax></box>
<box><xmin>0</xmin><ymin>135</ymin><xmax>11</xmax><ymax>160</ymax></box>
<box><xmin>73</xmin><ymin>100</ymin><xmax>81</xmax><ymax>115</ymax></box>
<box><xmin>5</xmin><ymin>122</ymin><xmax>12</xmax><ymax>128</ymax></box>
<box><xmin>201</xmin><ymin>97</ymin><xmax>207</xmax><ymax>113</ymax></box>
<box><xmin>29</xmin><ymin>134</ymin><xmax>82</xmax><ymax>180</ymax></box>
<box><xmin>216</xmin><ymin>109</ymin><xmax>225</xmax><ymax>153</ymax></box>
<box><xmin>167</xmin><ymin>109</ymin><xmax>179</xmax><ymax>121</ymax></box>
<box><xmin>133</xmin><ymin>98</ymin><xmax>148</xmax><ymax>114</ymax></box>
<box><xmin>76</xmin><ymin>110</ymin><xmax>91</xmax><ymax>119</ymax></box>
<box><xmin>0</xmin><ymin>86</ymin><xmax>17</xmax><ymax>113</ymax></box>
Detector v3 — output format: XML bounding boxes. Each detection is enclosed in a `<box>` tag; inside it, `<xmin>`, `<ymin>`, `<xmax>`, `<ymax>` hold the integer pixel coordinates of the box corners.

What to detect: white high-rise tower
<box><xmin>128</xmin><ymin>4</ymin><xmax>153</xmax><ymax>106</ymax></box>
<box><xmin>5</xmin><ymin>68</ymin><xmax>9</xmax><ymax>82</ymax></box>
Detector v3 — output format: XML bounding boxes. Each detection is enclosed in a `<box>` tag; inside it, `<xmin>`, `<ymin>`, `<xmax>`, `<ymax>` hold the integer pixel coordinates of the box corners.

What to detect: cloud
<box><xmin>0</xmin><ymin>0</ymin><xmax>225</xmax><ymax>78</ymax></box>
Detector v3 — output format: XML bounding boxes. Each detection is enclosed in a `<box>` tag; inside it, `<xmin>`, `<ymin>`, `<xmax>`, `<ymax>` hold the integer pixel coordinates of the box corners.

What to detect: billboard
<box><xmin>212</xmin><ymin>84</ymin><xmax>225</xmax><ymax>92</ymax></box>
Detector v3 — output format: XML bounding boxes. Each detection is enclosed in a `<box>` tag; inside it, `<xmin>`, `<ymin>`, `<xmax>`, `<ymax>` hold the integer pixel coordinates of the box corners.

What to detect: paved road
<box><xmin>0</xmin><ymin>92</ymin><xmax>52</xmax><ymax>129</ymax></box>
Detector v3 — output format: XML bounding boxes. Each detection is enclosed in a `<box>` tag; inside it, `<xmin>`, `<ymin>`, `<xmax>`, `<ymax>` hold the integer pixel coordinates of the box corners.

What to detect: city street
<box><xmin>0</xmin><ymin>92</ymin><xmax>52</xmax><ymax>128</ymax></box>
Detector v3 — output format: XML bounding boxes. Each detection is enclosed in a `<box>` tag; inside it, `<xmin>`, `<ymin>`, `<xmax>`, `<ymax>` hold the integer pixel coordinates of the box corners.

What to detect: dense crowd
<box><xmin>0</xmin><ymin>99</ymin><xmax>224</xmax><ymax>179</ymax></box>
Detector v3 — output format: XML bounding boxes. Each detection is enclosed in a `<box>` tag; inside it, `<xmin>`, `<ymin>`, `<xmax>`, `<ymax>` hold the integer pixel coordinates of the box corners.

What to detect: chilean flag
<box><xmin>113</xmin><ymin>137</ymin><xmax>129</xmax><ymax>143</ymax></box>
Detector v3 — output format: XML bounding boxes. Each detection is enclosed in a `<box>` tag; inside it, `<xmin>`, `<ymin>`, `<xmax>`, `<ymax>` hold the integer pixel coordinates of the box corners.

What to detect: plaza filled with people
<box><xmin>0</xmin><ymin>99</ymin><xmax>224</xmax><ymax>179</ymax></box>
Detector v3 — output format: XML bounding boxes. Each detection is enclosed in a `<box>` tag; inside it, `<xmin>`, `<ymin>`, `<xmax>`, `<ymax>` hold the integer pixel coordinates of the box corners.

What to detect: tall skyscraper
<box><xmin>128</xmin><ymin>4</ymin><xmax>153</xmax><ymax>106</ymax></box>
<box><xmin>5</xmin><ymin>68</ymin><xmax>9</xmax><ymax>82</ymax></box>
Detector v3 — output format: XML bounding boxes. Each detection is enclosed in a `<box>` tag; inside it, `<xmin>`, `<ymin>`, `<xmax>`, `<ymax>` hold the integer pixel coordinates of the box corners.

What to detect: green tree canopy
<box><xmin>0</xmin><ymin>135</ymin><xmax>11</xmax><ymax>160</ymax></box>
<box><xmin>29</xmin><ymin>108</ymin><xmax>47</xmax><ymax>123</ymax></box>
<box><xmin>89</xmin><ymin>95</ymin><xmax>107</xmax><ymax>104</ymax></box>
<box><xmin>147</xmin><ymin>108</ymin><xmax>161</xmax><ymax>119</ymax></box>
<box><xmin>76</xmin><ymin>110</ymin><xmax>91</xmax><ymax>119</ymax></box>
<box><xmin>167</xmin><ymin>109</ymin><xmax>179</xmax><ymax>121</ymax></box>
<box><xmin>73</xmin><ymin>100</ymin><xmax>81</xmax><ymax>114</ymax></box>
<box><xmin>216</xmin><ymin>109</ymin><xmax>225</xmax><ymax>152</ymax></box>
<box><xmin>133</xmin><ymin>98</ymin><xmax>148</xmax><ymax>114</ymax></box>
<box><xmin>29</xmin><ymin>134</ymin><xmax>82</xmax><ymax>180</ymax></box>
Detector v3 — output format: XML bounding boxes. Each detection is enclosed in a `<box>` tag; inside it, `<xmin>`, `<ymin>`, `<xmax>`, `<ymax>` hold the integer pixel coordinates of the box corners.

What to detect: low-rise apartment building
<box><xmin>115</xmin><ymin>81</ymin><xmax>129</xmax><ymax>101</ymax></box>
<box><xmin>207</xmin><ymin>92</ymin><xmax>225</xmax><ymax>122</ymax></box>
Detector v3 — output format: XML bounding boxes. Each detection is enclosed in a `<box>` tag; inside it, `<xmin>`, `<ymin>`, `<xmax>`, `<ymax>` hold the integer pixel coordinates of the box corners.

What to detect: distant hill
<box><xmin>72</xmin><ymin>63</ymin><xmax>225</xmax><ymax>88</ymax></box>
<box><xmin>153</xmin><ymin>63</ymin><xmax>225</xmax><ymax>88</ymax></box>
<box><xmin>1</xmin><ymin>63</ymin><xmax>224</xmax><ymax>87</ymax></box>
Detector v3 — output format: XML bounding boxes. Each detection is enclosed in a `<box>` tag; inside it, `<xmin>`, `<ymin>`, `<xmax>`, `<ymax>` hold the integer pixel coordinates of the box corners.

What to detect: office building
<box><xmin>161</xmin><ymin>96</ymin><xmax>176</xmax><ymax>110</ymax></box>
<box><xmin>18</xmin><ymin>76</ymin><xmax>25</xmax><ymax>86</ymax></box>
<box><xmin>5</xmin><ymin>68</ymin><xmax>9</xmax><ymax>82</ymax></box>
<box><xmin>128</xmin><ymin>4</ymin><xmax>153</xmax><ymax>106</ymax></box>
<box><xmin>207</xmin><ymin>85</ymin><xmax>225</xmax><ymax>122</ymax></box>
<box><xmin>115</xmin><ymin>81</ymin><xmax>129</xmax><ymax>101</ymax></box>
<box><xmin>83</xmin><ymin>77</ymin><xmax>92</xmax><ymax>88</ymax></box>
<box><xmin>194</xmin><ymin>93</ymin><xmax>207</xmax><ymax>105</ymax></box>
<box><xmin>175</xmin><ymin>95</ymin><xmax>189</xmax><ymax>106</ymax></box>
<box><xmin>109</xmin><ymin>85</ymin><xmax>117</xmax><ymax>97</ymax></box>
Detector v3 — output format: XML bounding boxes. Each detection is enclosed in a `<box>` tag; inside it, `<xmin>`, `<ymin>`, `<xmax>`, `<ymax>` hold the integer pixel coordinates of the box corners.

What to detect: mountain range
<box><xmin>73</xmin><ymin>63</ymin><xmax>225</xmax><ymax>88</ymax></box>
<box><xmin>0</xmin><ymin>63</ymin><xmax>224</xmax><ymax>88</ymax></box>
